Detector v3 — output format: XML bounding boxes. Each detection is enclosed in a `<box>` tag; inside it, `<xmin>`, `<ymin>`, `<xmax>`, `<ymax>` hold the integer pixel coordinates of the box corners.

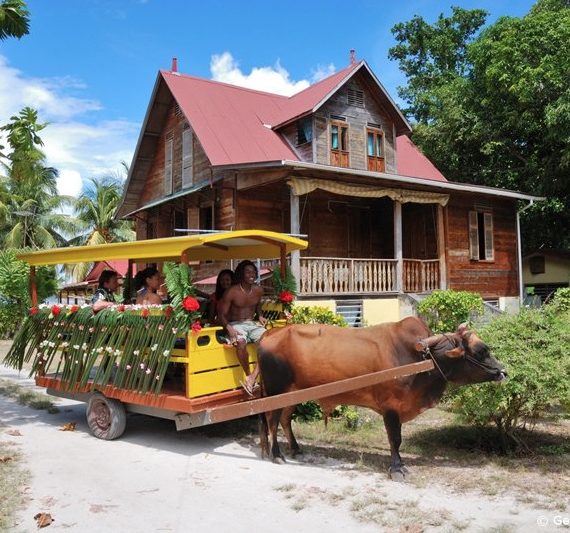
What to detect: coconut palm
<box><xmin>0</xmin><ymin>0</ymin><xmax>30</xmax><ymax>41</ymax></box>
<box><xmin>67</xmin><ymin>177</ymin><xmax>135</xmax><ymax>280</ymax></box>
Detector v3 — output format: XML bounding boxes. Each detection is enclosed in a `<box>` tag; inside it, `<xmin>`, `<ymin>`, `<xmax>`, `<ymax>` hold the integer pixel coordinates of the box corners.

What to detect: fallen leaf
<box><xmin>59</xmin><ymin>422</ymin><xmax>76</xmax><ymax>432</ymax></box>
<box><xmin>34</xmin><ymin>512</ymin><xmax>54</xmax><ymax>528</ymax></box>
<box><xmin>6</xmin><ymin>429</ymin><xmax>22</xmax><ymax>436</ymax></box>
<box><xmin>0</xmin><ymin>455</ymin><xmax>13</xmax><ymax>463</ymax></box>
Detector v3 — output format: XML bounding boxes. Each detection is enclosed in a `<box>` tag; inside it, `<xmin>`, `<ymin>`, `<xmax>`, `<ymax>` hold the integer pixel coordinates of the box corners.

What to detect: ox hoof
<box><xmin>388</xmin><ymin>466</ymin><xmax>410</xmax><ymax>482</ymax></box>
<box><xmin>290</xmin><ymin>448</ymin><xmax>303</xmax><ymax>458</ymax></box>
<box><xmin>272</xmin><ymin>456</ymin><xmax>286</xmax><ymax>465</ymax></box>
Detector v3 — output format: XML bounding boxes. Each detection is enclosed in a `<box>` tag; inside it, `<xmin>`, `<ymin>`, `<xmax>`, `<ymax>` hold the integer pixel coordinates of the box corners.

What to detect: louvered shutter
<box><xmin>182</xmin><ymin>128</ymin><xmax>193</xmax><ymax>188</ymax></box>
<box><xmin>164</xmin><ymin>138</ymin><xmax>173</xmax><ymax>195</ymax></box>
<box><xmin>483</xmin><ymin>212</ymin><xmax>494</xmax><ymax>260</ymax></box>
<box><xmin>469</xmin><ymin>211</ymin><xmax>479</xmax><ymax>260</ymax></box>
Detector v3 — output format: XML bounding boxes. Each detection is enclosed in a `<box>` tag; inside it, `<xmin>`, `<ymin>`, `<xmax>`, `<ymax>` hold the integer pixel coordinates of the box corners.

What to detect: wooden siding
<box><xmin>236</xmin><ymin>182</ymin><xmax>291</xmax><ymax>232</ymax></box>
<box><xmin>139</xmin><ymin>103</ymin><xmax>212</xmax><ymax>207</ymax></box>
<box><xmin>446</xmin><ymin>194</ymin><xmax>519</xmax><ymax>298</ymax></box>
<box><xmin>279</xmin><ymin>122</ymin><xmax>313</xmax><ymax>162</ymax></box>
<box><xmin>313</xmin><ymin>70</ymin><xmax>396</xmax><ymax>172</ymax></box>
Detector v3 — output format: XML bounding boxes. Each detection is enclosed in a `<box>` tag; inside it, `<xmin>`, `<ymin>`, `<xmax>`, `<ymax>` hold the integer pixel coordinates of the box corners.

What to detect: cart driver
<box><xmin>91</xmin><ymin>270</ymin><xmax>119</xmax><ymax>312</ymax></box>
<box><xmin>218</xmin><ymin>260</ymin><xmax>267</xmax><ymax>396</ymax></box>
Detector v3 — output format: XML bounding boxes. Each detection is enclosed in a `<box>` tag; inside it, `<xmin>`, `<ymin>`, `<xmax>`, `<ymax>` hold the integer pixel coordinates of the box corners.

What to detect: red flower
<box><xmin>30</xmin><ymin>307</ymin><xmax>38</xmax><ymax>316</ymax></box>
<box><xmin>117</xmin><ymin>304</ymin><xmax>126</xmax><ymax>312</ymax></box>
<box><xmin>69</xmin><ymin>305</ymin><xmax>79</xmax><ymax>314</ymax></box>
<box><xmin>191</xmin><ymin>321</ymin><xmax>202</xmax><ymax>334</ymax></box>
<box><xmin>51</xmin><ymin>305</ymin><xmax>61</xmax><ymax>317</ymax></box>
<box><xmin>182</xmin><ymin>296</ymin><xmax>200</xmax><ymax>312</ymax></box>
<box><xmin>279</xmin><ymin>291</ymin><xmax>294</xmax><ymax>304</ymax></box>
<box><xmin>164</xmin><ymin>306</ymin><xmax>173</xmax><ymax>318</ymax></box>
<box><xmin>141</xmin><ymin>308</ymin><xmax>149</xmax><ymax>318</ymax></box>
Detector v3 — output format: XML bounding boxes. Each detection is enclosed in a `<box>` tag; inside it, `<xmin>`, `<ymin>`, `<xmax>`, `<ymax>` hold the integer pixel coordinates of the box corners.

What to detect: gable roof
<box><xmin>396</xmin><ymin>136</ymin><xmax>446</xmax><ymax>182</ymax></box>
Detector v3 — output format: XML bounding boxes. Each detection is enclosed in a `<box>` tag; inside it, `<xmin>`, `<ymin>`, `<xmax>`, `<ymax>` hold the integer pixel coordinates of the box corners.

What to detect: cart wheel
<box><xmin>86</xmin><ymin>393</ymin><xmax>126</xmax><ymax>440</ymax></box>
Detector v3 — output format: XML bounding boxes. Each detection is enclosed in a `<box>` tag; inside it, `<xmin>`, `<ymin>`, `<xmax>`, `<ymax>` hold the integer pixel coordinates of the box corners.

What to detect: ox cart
<box><xmin>3</xmin><ymin>230</ymin><xmax>434</xmax><ymax>440</ymax></box>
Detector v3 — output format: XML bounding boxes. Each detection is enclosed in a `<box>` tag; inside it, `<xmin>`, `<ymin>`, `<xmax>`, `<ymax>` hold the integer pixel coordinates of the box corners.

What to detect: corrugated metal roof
<box><xmin>396</xmin><ymin>136</ymin><xmax>447</xmax><ymax>182</ymax></box>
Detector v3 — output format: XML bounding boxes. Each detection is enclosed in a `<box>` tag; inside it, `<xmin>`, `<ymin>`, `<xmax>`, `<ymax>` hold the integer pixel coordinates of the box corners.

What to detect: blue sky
<box><xmin>1</xmin><ymin>0</ymin><xmax>536</xmax><ymax>196</ymax></box>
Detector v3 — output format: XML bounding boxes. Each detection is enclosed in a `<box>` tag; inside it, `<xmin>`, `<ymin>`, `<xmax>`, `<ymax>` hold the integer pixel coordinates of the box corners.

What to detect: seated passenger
<box><xmin>208</xmin><ymin>269</ymin><xmax>235</xmax><ymax>324</ymax></box>
<box><xmin>91</xmin><ymin>270</ymin><xmax>119</xmax><ymax>312</ymax></box>
<box><xmin>134</xmin><ymin>267</ymin><xmax>163</xmax><ymax>305</ymax></box>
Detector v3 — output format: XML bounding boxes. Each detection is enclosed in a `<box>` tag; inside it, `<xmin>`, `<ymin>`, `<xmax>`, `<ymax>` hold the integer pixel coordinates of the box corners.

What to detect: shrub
<box><xmin>289</xmin><ymin>305</ymin><xmax>347</xmax><ymax>421</ymax></box>
<box><xmin>291</xmin><ymin>305</ymin><xmax>347</xmax><ymax>327</ymax></box>
<box><xmin>448</xmin><ymin>307</ymin><xmax>570</xmax><ymax>452</ymax></box>
<box><xmin>548</xmin><ymin>287</ymin><xmax>570</xmax><ymax>313</ymax></box>
<box><xmin>417</xmin><ymin>290</ymin><xmax>484</xmax><ymax>333</ymax></box>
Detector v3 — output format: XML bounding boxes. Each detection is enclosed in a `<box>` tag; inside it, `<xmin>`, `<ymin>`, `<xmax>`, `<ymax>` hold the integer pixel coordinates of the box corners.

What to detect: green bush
<box><xmin>448</xmin><ymin>307</ymin><xmax>570</xmax><ymax>452</ymax></box>
<box><xmin>291</xmin><ymin>305</ymin><xmax>347</xmax><ymax>327</ymax></box>
<box><xmin>289</xmin><ymin>305</ymin><xmax>347</xmax><ymax>421</ymax></box>
<box><xmin>417</xmin><ymin>290</ymin><xmax>484</xmax><ymax>333</ymax></box>
<box><xmin>549</xmin><ymin>287</ymin><xmax>570</xmax><ymax>312</ymax></box>
<box><xmin>0</xmin><ymin>250</ymin><xmax>58</xmax><ymax>338</ymax></box>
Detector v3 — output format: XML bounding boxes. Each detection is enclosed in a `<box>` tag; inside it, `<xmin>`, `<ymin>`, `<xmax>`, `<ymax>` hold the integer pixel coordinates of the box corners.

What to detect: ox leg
<box><xmin>280</xmin><ymin>406</ymin><xmax>302</xmax><ymax>457</ymax></box>
<box><xmin>259</xmin><ymin>414</ymin><xmax>269</xmax><ymax>460</ymax></box>
<box><xmin>383</xmin><ymin>410</ymin><xmax>409</xmax><ymax>481</ymax></box>
<box><xmin>267</xmin><ymin>409</ymin><xmax>286</xmax><ymax>464</ymax></box>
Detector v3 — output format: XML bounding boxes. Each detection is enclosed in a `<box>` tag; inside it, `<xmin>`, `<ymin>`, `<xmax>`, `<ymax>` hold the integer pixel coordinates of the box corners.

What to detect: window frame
<box><xmin>164</xmin><ymin>136</ymin><xmax>173</xmax><ymax>196</ymax></box>
<box><xmin>366</xmin><ymin>127</ymin><xmax>385</xmax><ymax>172</ymax></box>
<box><xmin>181</xmin><ymin>126</ymin><xmax>193</xmax><ymax>188</ymax></box>
<box><xmin>469</xmin><ymin>210</ymin><xmax>495</xmax><ymax>262</ymax></box>
<box><xmin>329</xmin><ymin>119</ymin><xmax>350</xmax><ymax>168</ymax></box>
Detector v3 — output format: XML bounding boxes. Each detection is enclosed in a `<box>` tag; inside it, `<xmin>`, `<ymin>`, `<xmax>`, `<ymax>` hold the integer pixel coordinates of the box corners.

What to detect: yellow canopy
<box><xmin>17</xmin><ymin>230</ymin><xmax>308</xmax><ymax>266</ymax></box>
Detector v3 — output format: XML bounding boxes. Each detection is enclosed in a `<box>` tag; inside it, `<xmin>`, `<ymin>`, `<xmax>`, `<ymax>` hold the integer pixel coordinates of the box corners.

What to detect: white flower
<box><xmin>163</xmin><ymin>350</ymin><xmax>170</xmax><ymax>357</ymax></box>
<box><xmin>145</xmin><ymin>369</ymin><xmax>151</xmax><ymax>375</ymax></box>
<box><xmin>114</xmin><ymin>349</ymin><xmax>121</xmax><ymax>357</ymax></box>
<box><xmin>73</xmin><ymin>345</ymin><xmax>80</xmax><ymax>350</ymax></box>
<box><xmin>96</xmin><ymin>347</ymin><xmax>103</xmax><ymax>353</ymax></box>
<box><xmin>81</xmin><ymin>343</ymin><xmax>87</xmax><ymax>350</ymax></box>
<box><xmin>140</xmin><ymin>363</ymin><xmax>145</xmax><ymax>369</ymax></box>
<box><xmin>48</xmin><ymin>341</ymin><xmax>55</xmax><ymax>348</ymax></box>
<box><xmin>105</xmin><ymin>347</ymin><xmax>113</xmax><ymax>353</ymax></box>
<box><xmin>133</xmin><ymin>350</ymin><xmax>140</xmax><ymax>356</ymax></box>
<box><xmin>150</xmin><ymin>344</ymin><xmax>158</xmax><ymax>352</ymax></box>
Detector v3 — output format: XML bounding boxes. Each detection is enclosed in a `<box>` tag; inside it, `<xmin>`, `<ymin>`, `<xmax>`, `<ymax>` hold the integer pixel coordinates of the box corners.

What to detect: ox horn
<box><xmin>414</xmin><ymin>334</ymin><xmax>444</xmax><ymax>352</ymax></box>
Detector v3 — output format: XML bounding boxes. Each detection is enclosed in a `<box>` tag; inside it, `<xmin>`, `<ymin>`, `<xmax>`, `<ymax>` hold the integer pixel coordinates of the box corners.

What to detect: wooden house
<box><xmin>117</xmin><ymin>58</ymin><xmax>539</xmax><ymax>324</ymax></box>
<box><xmin>523</xmin><ymin>249</ymin><xmax>570</xmax><ymax>302</ymax></box>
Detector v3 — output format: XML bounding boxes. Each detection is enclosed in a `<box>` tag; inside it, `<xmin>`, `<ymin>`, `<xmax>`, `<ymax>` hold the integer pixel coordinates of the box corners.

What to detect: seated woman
<box><xmin>208</xmin><ymin>269</ymin><xmax>235</xmax><ymax>324</ymax></box>
<box><xmin>134</xmin><ymin>267</ymin><xmax>163</xmax><ymax>305</ymax></box>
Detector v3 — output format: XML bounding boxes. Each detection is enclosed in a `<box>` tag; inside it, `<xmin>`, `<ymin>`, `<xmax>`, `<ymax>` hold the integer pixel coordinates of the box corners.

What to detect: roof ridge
<box><xmin>160</xmin><ymin>69</ymin><xmax>289</xmax><ymax>99</ymax></box>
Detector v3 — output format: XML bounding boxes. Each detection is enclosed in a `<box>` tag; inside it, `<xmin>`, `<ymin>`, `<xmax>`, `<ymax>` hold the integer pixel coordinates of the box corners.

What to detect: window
<box><xmin>182</xmin><ymin>127</ymin><xmax>193</xmax><ymax>188</ymax></box>
<box><xmin>529</xmin><ymin>256</ymin><xmax>545</xmax><ymax>274</ymax></box>
<box><xmin>173</xmin><ymin>209</ymin><xmax>186</xmax><ymax>236</ymax></box>
<box><xmin>469</xmin><ymin>211</ymin><xmax>494</xmax><ymax>261</ymax></box>
<box><xmin>330</xmin><ymin>120</ymin><xmax>349</xmax><ymax>167</ymax></box>
<box><xmin>347</xmin><ymin>88</ymin><xmax>365</xmax><ymax>108</ymax></box>
<box><xmin>296</xmin><ymin>117</ymin><xmax>312</xmax><ymax>145</ymax></box>
<box><xmin>164</xmin><ymin>137</ymin><xmax>173</xmax><ymax>195</ymax></box>
<box><xmin>366</xmin><ymin>128</ymin><xmax>385</xmax><ymax>172</ymax></box>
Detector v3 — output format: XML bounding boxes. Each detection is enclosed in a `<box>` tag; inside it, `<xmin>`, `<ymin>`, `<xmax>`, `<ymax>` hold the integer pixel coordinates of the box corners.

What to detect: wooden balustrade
<box><xmin>403</xmin><ymin>259</ymin><xmax>440</xmax><ymax>293</ymax></box>
<box><xmin>299</xmin><ymin>257</ymin><xmax>440</xmax><ymax>295</ymax></box>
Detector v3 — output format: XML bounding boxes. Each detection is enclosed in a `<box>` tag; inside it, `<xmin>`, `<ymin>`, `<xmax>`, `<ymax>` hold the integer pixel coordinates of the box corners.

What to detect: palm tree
<box><xmin>67</xmin><ymin>177</ymin><xmax>135</xmax><ymax>280</ymax></box>
<box><xmin>0</xmin><ymin>0</ymin><xmax>30</xmax><ymax>41</ymax></box>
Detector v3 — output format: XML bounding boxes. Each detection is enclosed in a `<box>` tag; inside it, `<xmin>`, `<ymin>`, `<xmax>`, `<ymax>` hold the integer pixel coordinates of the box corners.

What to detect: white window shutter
<box><xmin>483</xmin><ymin>212</ymin><xmax>494</xmax><ymax>260</ymax></box>
<box><xmin>164</xmin><ymin>138</ymin><xmax>173</xmax><ymax>195</ymax></box>
<box><xmin>182</xmin><ymin>128</ymin><xmax>193</xmax><ymax>188</ymax></box>
<box><xmin>469</xmin><ymin>211</ymin><xmax>479</xmax><ymax>260</ymax></box>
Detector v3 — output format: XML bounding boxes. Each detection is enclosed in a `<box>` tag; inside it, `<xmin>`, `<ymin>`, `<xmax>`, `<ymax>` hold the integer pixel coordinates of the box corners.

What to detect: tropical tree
<box><xmin>0</xmin><ymin>108</ymin><xmax>79</xmax><ymax>248</ymax></box>
<box><xmin>389</xmin><ymin>0</ymin><xmax>570</xmax><ymax>251</ymax></box>
<box><xmin>67</xmin><ymin>177</ymin><xmax>135</xmax><ymax>280</ymax></box>
<box><xmin>0</xmin><ymin>0</ymin><xmax>30</xmax><ymax>41</ymax></box>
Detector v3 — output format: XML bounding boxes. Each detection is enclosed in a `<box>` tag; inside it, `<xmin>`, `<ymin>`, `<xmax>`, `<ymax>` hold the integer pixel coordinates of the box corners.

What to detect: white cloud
<box><xmin>0</xmin><ymin>55</ymin><xmax>137</xmax><ymax>197</ymax></box>
<box><xmin>210</xmin><ymin>52</ymin><xmax>329</xmax><ymax>97</ymax></box>
<box><xmin>311</xmin><ymin>63</ymin><xmax>336</xmax><ymax>83</ymax></box>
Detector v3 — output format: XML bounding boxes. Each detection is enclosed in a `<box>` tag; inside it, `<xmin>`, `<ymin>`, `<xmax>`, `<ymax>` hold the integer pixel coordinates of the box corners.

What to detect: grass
<box><xmin>0</xmin><ymin>379</ymin><xmax>59</xmax><ymax>413</ymax></box>
<box><xmin>0</xmin><ymin>436</ymin><xmax>30</xmax><ymax>531</ymax></box>
<box><xmin>291</xmin><ymin>406</ymin><xmax>570</xmax><ymax>512</ymax></box>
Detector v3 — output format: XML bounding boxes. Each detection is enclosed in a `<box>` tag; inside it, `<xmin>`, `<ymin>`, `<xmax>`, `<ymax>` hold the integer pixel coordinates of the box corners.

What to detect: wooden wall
<box><xmin>402</xmin><ymin>203</ymin><xmax>438</xmax><ymax>259</ymax></box>
<box><xmin>313</xmin><ymin>70</ymin><xmax>396</xmax><ymax>172</ymax></box>
<box><xmin>139</xmin><ymin>103</ymin><xmax>212</xmax><ymax>207</ymax></box>
<box><xmin>279</xmin><ymin>122</ymin><xmax>313</xmax><ymax>162</ymax></box>
<box><xmin>235</xmin><ymin>181</ymin><xmax>291</xmax><ymax>232</ymax></box>
<box><xmin>446</xmin><ymin>194</ymin><xmax>519</xmax><ymax>298</ymax></box>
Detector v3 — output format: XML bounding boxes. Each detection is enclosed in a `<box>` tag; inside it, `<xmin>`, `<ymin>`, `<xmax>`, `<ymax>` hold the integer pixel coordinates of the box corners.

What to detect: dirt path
<box><xmin>0</xmin><ymin>365</ymin><xmax>560</xmax><ymax>533</ymax></box>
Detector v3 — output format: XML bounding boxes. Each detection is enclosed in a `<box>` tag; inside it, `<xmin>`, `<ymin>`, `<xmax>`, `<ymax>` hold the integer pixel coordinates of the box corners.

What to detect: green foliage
<box><xmin>291</xmin><ymin>305</ymin><xmax>347</xmax><ymax>327</ymax></box>
<box><xmin>162</xmin><ymin>262</ymin><xmax>201</xmax><ymax>327</ymax></box>
<box><xmin>417</xmin><ymin>290</ymin><xmax>484</xmax><ymax>333</ymax></box>
<box><xmin>0</xmin><ymin>0</ymin><xmax>30</xmax><ymax>41</ymax></box>
<box><xmin>271</xmin><ymin>266</ymin><xmax>297</xmax><ymax>311</ymax></box>
<box><xmin>0</xmin><ymin>250</ymin><xmax>57</xmax><ymax>338</ymax></box>
<box><xmin>389</xmin><ymin>1</ymin><xmax>570</xmax><ymax>251</ymax></box>
<box><xmin>448</xmin><ymin>307</ymin><xmax>570</xmax><ymax>451</ymax></box>
<box><xmin>292</xmin><ymin>401</ymin><xmax>323</xmax><ymax>422</ymax></box>
<box><xmin>549</xmin><ymin>287</ymin><xmax>570</xmax><ymax>312</ymax></box>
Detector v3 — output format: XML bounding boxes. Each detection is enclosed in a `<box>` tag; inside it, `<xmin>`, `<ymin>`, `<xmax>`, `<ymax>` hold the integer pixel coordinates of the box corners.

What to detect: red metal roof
<box><xmin>85</xmin><ymin>260</ymin><xmax>131</xmax><ymax>282</ymax></box>
<box><xmin>396</xmin><ymin>136</ymin><xmax>447</xmax><ymax>182</ymax></box>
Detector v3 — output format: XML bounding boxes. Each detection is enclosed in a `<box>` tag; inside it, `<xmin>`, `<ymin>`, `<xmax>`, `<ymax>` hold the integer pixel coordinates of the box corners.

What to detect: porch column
<box><xmin>290</xmin><ymin>188</ymin><xmax>301</xmax><ymax>282</ymax></box>
<box><xmin>437</xmin><ymin>205</ymin><xmax>447</xmax><ymax>290</ymax></box>
<box><xmin>394</xmin><ymin>201</ymin><xmax>403</xmax><ymax>293</ymax></box>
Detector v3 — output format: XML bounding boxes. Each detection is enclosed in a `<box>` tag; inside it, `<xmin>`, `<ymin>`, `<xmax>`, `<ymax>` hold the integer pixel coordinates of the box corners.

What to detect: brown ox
<box><xmin>258</xmin><ymin>316</ymin><xmax>506</xmax><ymax>480</ymax></box>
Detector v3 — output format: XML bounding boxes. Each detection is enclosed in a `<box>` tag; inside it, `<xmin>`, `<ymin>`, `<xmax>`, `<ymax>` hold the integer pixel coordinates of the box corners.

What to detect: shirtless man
<box><xmin>218</xmin><ymin>260</ymin><xmax>267</xmax><ymax>395</ymax></box>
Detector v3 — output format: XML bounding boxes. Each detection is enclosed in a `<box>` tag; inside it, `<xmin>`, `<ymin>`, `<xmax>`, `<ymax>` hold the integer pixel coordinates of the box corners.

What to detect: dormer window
<box><xmin>366</xmin><ymin>128</ymin><xmax>385</xmax><ymax>172</ymax></box>
<box><xmin>330</xmin><ymin>119</ymin><xmax>349</xmax><ymax>168</ymax></box>
<box><xmin>296</xmin><ymin>117</ymin><xmax>312</xmax><ymax>145</ymax></box>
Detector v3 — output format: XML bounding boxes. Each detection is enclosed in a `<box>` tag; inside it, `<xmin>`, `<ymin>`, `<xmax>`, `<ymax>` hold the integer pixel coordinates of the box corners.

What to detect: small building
<box><xmin>117</xmin><ymin>57</ymin><xmax>539</xmax><ymax>324</ymax></box>
<box><xmin>522</xmin><ymin>249</ymin><xmax>570</xmax><ymax>302</ymax></box>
